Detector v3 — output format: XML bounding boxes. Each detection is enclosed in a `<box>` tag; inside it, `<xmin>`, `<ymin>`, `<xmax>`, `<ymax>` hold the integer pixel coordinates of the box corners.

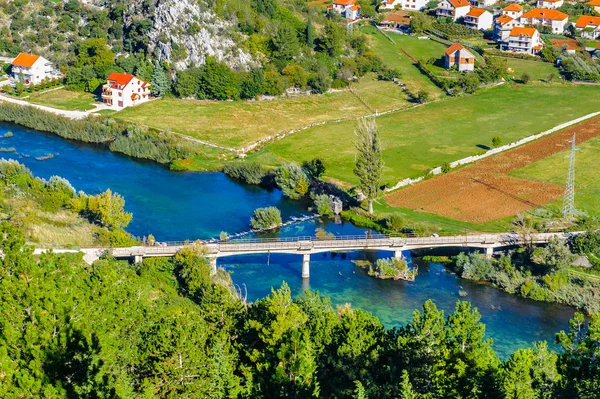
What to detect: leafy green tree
<box><xmin>306</xmin><ymin>18</ymin><xmax>315</xmax><ymax>49</ymax></box>
<box><xmin>354</xmin><ymin>117</ymin><xmax>383</xmax><ymax>213</ymax></box>
<box><xmin>322</xmin><ymin>21</ymin><xmax>345</xmax><ymax>58</ymax></box>
<box><xmin>275</xmin><ymin>163</ymin><xmax>310</xmax><ymax>199</ymax></box>
<box><xmin>151</xmin><ymin>62</ymin><xmax>169</xmax><ymax>96</ymax></box>
<box><xmin>272</xmin><ymin>22</ymin><xmax>301</xmax><ymax>68</ymax></box>
<box><xmin>74</xmin><ymin>38</ymin><xmax>114</xmax><ymax>77</ymax></box>
<box><xmin>250</xmin><ymin>206</ymin><xmax>282</xmax><ymax>230</ymax></box>
<box><xmin>175</xmin><ymin>67</ymin><xmax>200</xmax><ymax>97</ymax></box>
<box><xmin>198</xmin><ymin>57</ymin><xmax>240</xmax><ymax>100</ymax></box>
<box><xmin>241</xmin><ymin>68</ymin><xmax>265</xmax><ymax>99</ymax></box>
<box><xmin>534</xmin><ymin>237</ymin><xmax>576</xmax><ymax>273</ymax></box>
<box><xmin>302</xmin><ymin>158</ymin><xmax>326</xmax><ymax>180</ymax></box>
<box><xmin>282</xmin><ymin>64</ymin><xmax>308</xmax><ymax>88</ymax></box>
<box><xmin>85</xmin><ymin>189</ymin><xmax>132</xmax><ymax>229</ymax></box>
<box><xmin>492</xmin><ymin>135</ymin><xmax>502</xmax><ymax>148</ymax></box>
<box><xmin>308</xmin><ymin>68</ymin><xmax>332</xmax><ymax>94</ymax></box>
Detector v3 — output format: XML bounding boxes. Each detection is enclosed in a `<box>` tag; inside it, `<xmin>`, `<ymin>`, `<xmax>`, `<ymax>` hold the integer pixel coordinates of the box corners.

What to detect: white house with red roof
<box><xmin>520</xmin><ymin>9</ymin><xmax>569</xmax><ymax>34</ymax></box>
<box><xmin>465</xmin><ymin>8</ymin><xmax>493</xmax><ymax>30</ymax></box>
<box><xmin>328</xmin><ymin>0</ymin><xmax>361</xmax><ymax>19</ymax></box>
<box><xmin>506</xmin><ymin>27</ymin><xmax>543</xmax><ymax>55</ymax></box>
<box><xmin>380</xmin><ymin>0</ymin><xmax>427</xmax><ymax>11</ymax></box>
<box><xmin>494</xmin><ymin>13</ymin><xmax>523</xmax><ymax>42</ymax></box>
<box><xmin>437</xmin><ymin>0</ymin><xmax>471</xmax><ymax>21</ymax></box>
<box><xmin>502</xmin><ymin>3</ymin><xmax>523</xmax><ymax>19</ymax></box>
<box><xmin>11</xmin><ymin>53</ymin><xmax>59</xmax><ymax>85</ymax></box>
<box><xmin>101</xmin><ymin>73</ymin><xmax>151</xmax><ymax>109</ymax></box>
<box><xmin>575</xmin><ymin>16</ymin><xmax>600</xmax><ymax>39</ymax></box>
<box><xmin>444</xmin><ymin>42</ymin><xmax>476</xmax><ymax>71</ymax></box>
<box><xmin>536</xmin><ymin>0</ymin><xmax>563</xmax><ymax>9</ymax></box>
<box><xmin>588</xmin><ymin>0</ymin><xmax>600</xmax><ymax>13</ymax></box>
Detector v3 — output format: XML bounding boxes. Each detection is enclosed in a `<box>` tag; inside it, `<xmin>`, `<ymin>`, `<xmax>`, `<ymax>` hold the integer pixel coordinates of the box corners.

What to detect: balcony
<box><xmin>436</xmin><ymin>8</ymin><xmax>453</xmax><ymax>16</ymax></box>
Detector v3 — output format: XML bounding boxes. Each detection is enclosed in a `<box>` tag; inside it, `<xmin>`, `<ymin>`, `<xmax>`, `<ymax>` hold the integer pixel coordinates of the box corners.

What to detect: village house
<box><xmin>465</xmin><ymin>8</ymin><xmax>493</xmax><ymax>30</ymax></box>
<box><xmin>380</xmin><ymin>0</ymin><xmax>427</xmax><ymax>11</ymax></box>
<box><xmin>575</xmin><ymin>15</ymin><xmax>600</xmax><ymax>39</ymax></box>
<box><xmin>520</xmin><ymin>9</ymin><xmax>569</xmax><ymax>34</ymax></box>
<box><xmin>588</xmin><ymin>0</ymin><xmax>600</xmax><ymax>13</ymax></box>
<box><xmin>437</xmin><ymin>0</ymin><xmax>471</xmax><ymax>21</ymax></box>
<box><xmin>536</xmin><ymin>0</ymin><xmax>564</xmax><ymax>9</ymax></box>
<box><xmin>506</xmin><ymin>27</ymin><xmax>543</xmax><ymax>55</ymax></box>
<box><xmin>468</xmin><ymin>0</ymin><xmax>497</xmax><ymax>8</ymax></box>
<box><xmin>444</xmin><ymin>42</ymin><xmax>476</xmax><ymax>72</ymax></box>
<box><xmin>11</xmin><ymin>53</ymin><xmax>60</xmax><ymax>85</ymax></box>
<box><xmin>494</xmin><ymin>14</ymin><xmax>523</xmax><ymax>42</ymax></box>
<box><xmin>502</xmin><ymin>3</ymin><xmax>523</xmax><ymax>19</ymax></box>
<box><xmin>377</xmin><ymin>10</ymin><xmax>412</xmax><ymax>31</ymax></box>
<box><xmin>327</xmin><ymin>0</ymin><xmax>361</xmax><ymax>19</ymax></box>
<box><xmin>101</xmin><ymin>73</ymin><xmax>151</xmax><ymax>110</ymax></box>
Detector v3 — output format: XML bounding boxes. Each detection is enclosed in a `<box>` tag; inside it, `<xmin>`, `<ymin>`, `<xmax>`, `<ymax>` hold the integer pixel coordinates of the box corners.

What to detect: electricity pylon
<box><xmin>562</xmin><ymin>133</ymin><xmax>578</xmax><ymax>219</ymax></box>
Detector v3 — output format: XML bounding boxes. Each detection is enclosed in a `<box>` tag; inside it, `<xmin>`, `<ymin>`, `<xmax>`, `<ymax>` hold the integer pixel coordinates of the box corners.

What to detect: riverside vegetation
<box><xmin>1</xmin><ymin>221</ymin><xmax>599</xmax><ymax>398</ymax></box>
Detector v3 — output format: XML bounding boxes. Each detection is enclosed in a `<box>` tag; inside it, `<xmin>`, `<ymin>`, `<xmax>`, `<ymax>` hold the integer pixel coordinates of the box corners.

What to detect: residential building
<box><xmin>11</xmin><ymin>53</ymin><xmax>60</xmax><ymax>85</ymax></box>
<box><xmin>380</xmin><ymin>0</ymin><xmax>427</xmax><ymax>11</ymax></box>
<box><xmin>575</xmin><ymin>15</ymin><xmax>600</xmax><ymax>39</ymax></box>
<box><xmin>465</xmin><ymin>8</ymin><xmax>493</xmax><ymax>30</ymax></box>
<box><xmin>494</xmin><ymin>14</ymin><xmax>523</xmax><ymax>41</ymax></box>
<box><xmin>502</xmin><ymin>3</ymin><xmax>523</xmax><ymax>19</ymax></box>
<box><xmin>328</xmin><ymin>0</ymin><xmax>361</xmax><ymax>19</ymax></box>
<box><xmin>444</xmin><ymin>42</ymin><xmax>476</xmax><ymax>72</ymax></box>
<box><xmin>437</xmin><ymin>0</ymin><xmax>471</xmax><ymax>21</ymax></box>
<box><xmin>588</xmin><ymin>0</ymin><xmax>600</xmax><ymax>13</ymax></box>
<box><xmin>378</xmin><ymin>10</ymin><xmax>412</xmax><ymax>30</ymax></box>
<box><xmin>536</xmin><ymin>0</ymin><xmax>564</xmax><ymax>9</ymax></box>
<box><xmin>468</xmin><ymin>0</ymin><xmax>497</xmax><ymax>7</ymax></box>
<box><xmin>101</xmin><ymin>73</ymin><xmax>151</xmax><ymax>110</ymax></box>
<box><xmin>506</xmin><ymin>27</ymin><xmax>543</xmax><ymax>55</ymax></box>
<box><xmin>520</xmin><ymin>9</ymin><xmax>569</xmax><ymax>34</ymax></box>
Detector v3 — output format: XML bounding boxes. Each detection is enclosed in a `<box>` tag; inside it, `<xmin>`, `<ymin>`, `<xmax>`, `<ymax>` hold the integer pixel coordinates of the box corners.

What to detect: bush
<box><xmin>441</xmin><ymin>162</ymin><xmax>451</xmax><ymax>174</ymax></box>
<box><xmin>223</xmin><ymin>162</ymin><xmax>269</xmax><ymax>185</ymax></box>
<box><xmin>312</xmin><ymin>194</ymin><xmax>334</xmax><ymax>216</ymax></box>
<box><xmin>250</xmin><ymin>207</ymin><xmax>282</xmax><ymax>230</ymax></box>
<box><xmin>520</xmin><ymin>73</ymin><xmax>531</xmax><ymax>84</ymax></box>
<box><xmin>377</xmin><ymin>67</ymin><xmax>400</xmax><ymax>81</ymax></box>
<box><xmin>275</xmin><ymin>163</ymin><xmax>310</xmax><ymax>199</ymax></box>
<box><xmin>492</xmin><ymin>136</ymin><xmax>502</xmax><ymax>148</ymax></box>
<box><xmin>386</xmin><ymin>214</ymin><xmax>405</xmax><ymax>232</ymax></box>
<box><xmin>456</xmin><ymin>252</ymin><xmax>494</xmax><ymax>281</ymax></box>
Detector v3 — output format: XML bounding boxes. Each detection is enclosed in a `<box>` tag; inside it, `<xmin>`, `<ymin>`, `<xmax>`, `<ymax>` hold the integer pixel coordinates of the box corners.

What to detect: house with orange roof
<box><xmin>465</xmin><ymin>8</ymin><xmax>493</xmax><ymax>30</ymax></box>
<box><xmin>380</xmin><ymin>0</ymin><xmax>427</xmax><ymax>11</ymax></box>
<box><xmin>494</xmin><ymin>13</ymin><xmax>523</xmax><ymax>42</ymax></box>
<box><xmin>328</xmin><ymin>0</ymin><xmax>361</xmax><ymax>19</ymax></box>
<box><xmin>378</xmin><ymin>10</ymin><xmax>413</xmax><ymax>31</ymax></box>
<box><xmin>11</xmin><ymin>53</ymin><xmax>59</xmax><ymax>85</ymax></box>
<box><xmin>536</xmin><ymin>0</ymin><xmax>564</xmax><ymax>9</ymax></box>
<box><xmin>437</xmin><ymin>0</ymin><xmax>471</xmax><ymax>21</ymax></box>
<box><xmin>506</xmin><ymin>27</ymin><xmax>543</xmax><ymax>55</ymax></box>
<box><xmin>502</xmin><ymin>3</ymin><xmax>523</xmax><ymax>19</ymax></box>
<box><xmin>575</xmin><ymin>15</ymin><xmax>600</xmax><ymax>39</ymax></box>
<box><xmin>101</xmin><ymin>73</ymin><xmax>151</xmax><ymax>109</ymax></box>
<box><xmin>588</xmin><ymin>0</ymin><xmax>600</xmax><ymax>13</ymax></box>
<box><xmin>520</xmin><ymin>9</ymin><xmax>569</xmax><ymax>34</ymax></box>
<box><xmin>444</xmin><ymin>42</ymin><xmax>475</xmax><ymax>72</ymax></box>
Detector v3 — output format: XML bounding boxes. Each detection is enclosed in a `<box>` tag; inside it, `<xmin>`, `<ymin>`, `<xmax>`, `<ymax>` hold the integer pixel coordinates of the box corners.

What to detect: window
<box><xmin>118</xmin><ymin>101</ymin><xmax>123</xmax><ymax>107</ymax></box>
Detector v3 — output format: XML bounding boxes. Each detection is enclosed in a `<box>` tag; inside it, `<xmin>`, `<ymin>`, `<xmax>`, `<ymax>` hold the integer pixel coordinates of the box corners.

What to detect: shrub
<box><xmin>441</xmin><ymin>162</ymin><xmax>451</xmax><ymax>174</ymax></box>
<box><xmin>456</xmin><ymin>252</ymin><xmax>494</xmax><ymax>281</ymax></box>
<box><xmin>313</xmin><ymin>194</ymin><xmax>334</xmax><ymax>216</ymax></box>
<box><xmin>492</xmin><ymin>136</ymin><xmax>502</xmax><ymax>148</ymax></box>
<box><xmin>521</xmin><ymin>73</ymin><xmax>531</xmax><ymax>84</ymax></box>
<box><xmin>275</xmin><ymin>163</ymin><xmax>310</xmax><ymax>199</ymax></box>
<box><xmin>302</xmin><ymin>158</ymin><xmax>325</xmax><ymax>180</ymax></box>
<box><xmin>223</xmin><ymin>162</ymin><xmax>268</xmax><ymax>185</ymax></box>
<box><xmin>386</xmin><ymin>214</ymin><xmax>405</xmax><ymax>232</ymax></box>
<box><xmin>250</xmin><ymin>207</ymin><xmax>282</xmax><ymax>230</ymax></box>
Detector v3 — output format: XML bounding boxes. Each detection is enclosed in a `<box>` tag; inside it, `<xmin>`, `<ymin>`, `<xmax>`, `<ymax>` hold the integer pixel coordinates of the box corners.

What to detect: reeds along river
<box><xmin>3</xmin><ymin>122</ymin><xmax>575</xmax><ymax>358</ymax></box>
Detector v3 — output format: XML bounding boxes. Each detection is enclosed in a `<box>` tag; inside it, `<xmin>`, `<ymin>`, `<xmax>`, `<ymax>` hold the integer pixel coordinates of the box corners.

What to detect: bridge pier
<box><xmin>484</xmin><ymin>247</ymin><xmax>494</xmax><ymax>259</ymax></box>
<box><xmin>394</xmin><ymin>250</ymin><xmax>404</xmax><ymax>259</ymax></box>
<box><xmin>302</xmin><ymin>253</ymin><xmax>310</xmax><ymax>279</ymax></box>
<box><xmin>134</xmin><ymin>255</ymin><xmax>143</xmax><ymax>264</ymax></box>
<box><xmin>209</xmin><ymin>257</ymin><xmax>217</xmax><ymax>275</ymax></box>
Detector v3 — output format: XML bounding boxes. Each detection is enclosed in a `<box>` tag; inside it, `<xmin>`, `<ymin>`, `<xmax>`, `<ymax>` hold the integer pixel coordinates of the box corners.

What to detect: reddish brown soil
<box><xmin>548</xmin><ymin>38</ymin><xmax>580</xmax><ymax>51</ymax></box>
<box><xmin>385</xmin><ymin>116</ymin><xmax>600</xmax><ymax>223</ymax></box>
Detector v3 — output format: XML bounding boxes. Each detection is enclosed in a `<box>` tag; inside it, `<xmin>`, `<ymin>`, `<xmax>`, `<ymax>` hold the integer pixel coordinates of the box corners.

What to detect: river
<box><xmin>3</xmin><ymin>122</ymin><xmax>575</xmax><ymax>358</ymax></box>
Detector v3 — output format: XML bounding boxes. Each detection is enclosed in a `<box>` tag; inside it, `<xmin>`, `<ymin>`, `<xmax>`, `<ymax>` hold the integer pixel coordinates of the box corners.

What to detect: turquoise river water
<box><xmin>1</xmin><ymin>122</ymin><xmax>576</xmax><ymax>358</ymax></box>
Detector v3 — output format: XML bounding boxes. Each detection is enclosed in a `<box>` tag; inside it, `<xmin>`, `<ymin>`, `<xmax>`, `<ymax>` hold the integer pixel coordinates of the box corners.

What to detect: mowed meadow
<box><xmin>248</xmin><ymin>84</ymin><xmax>600</xmax><ymax>185</ymax></box>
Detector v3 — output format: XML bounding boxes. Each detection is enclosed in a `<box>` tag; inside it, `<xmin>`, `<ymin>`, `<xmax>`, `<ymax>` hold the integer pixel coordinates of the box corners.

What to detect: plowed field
<box><xmin>385</xmin><ymin>116</ymin><xmax>600</xmax><ymax>223</ymax></box>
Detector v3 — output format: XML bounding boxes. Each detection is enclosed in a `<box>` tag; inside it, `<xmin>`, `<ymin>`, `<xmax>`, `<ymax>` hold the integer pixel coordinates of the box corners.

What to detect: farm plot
<box><xmin>385</xmin><ymin>115</ymin><xmax>600</xmax><ymax>223</ymax></box>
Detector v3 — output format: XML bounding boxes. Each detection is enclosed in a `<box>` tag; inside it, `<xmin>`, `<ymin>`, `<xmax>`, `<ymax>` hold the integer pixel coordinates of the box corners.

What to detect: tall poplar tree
<box><xmin>354</xmin><ymin>117</ymin><xmax>383</xmax><ymax>214</ymax></box>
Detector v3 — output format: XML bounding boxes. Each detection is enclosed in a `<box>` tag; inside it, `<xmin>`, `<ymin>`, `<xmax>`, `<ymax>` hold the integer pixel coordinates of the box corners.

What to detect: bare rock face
<box><xmin>104</xmin><ymin>0</ymin><xmax>255</xmax><ymax>70</ymax></box>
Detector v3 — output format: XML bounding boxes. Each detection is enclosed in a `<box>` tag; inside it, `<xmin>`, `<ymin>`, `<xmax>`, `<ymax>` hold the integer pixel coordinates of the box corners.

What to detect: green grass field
<box><xmin>511</xmin><ymin>135</ymin><xmax>600</xmax><ymax>216</ymax></box>
<box><xmin>115</xmin><ymin>75</ymin><xmax>409</xmax><ymax>149</ymax></box>
<box><xmin>248</xmin><ymin>84</ymin><xmax>600</xmax><ymax>186</ymax></box>
<box><xmin>361</xmin><ymin>26</ymin><xmax>446</xmax><ymax>98</ymax></box>
<box><xmin>493</xmin><ymin>57</ymin><xmax>559</xmax><ymax>82</ymax></box>
<box><xmin>27</xmin><ymin>89</ymin><xmax>97</xmax><ymax>111</ymax></box>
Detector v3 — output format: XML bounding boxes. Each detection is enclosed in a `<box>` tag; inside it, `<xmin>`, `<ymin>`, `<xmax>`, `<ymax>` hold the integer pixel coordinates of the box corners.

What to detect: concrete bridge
<box><xmin>36</xmin><ymin>232</ymin><xmax>574</xmax><ymax>279</ymax></box>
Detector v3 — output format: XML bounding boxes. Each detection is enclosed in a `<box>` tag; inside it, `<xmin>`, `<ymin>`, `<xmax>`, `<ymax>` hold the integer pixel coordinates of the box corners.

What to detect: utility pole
<box><xmin>562</xmin><ymin>133</ymin><xmax>578</xmax><ymax>219</ymax></box>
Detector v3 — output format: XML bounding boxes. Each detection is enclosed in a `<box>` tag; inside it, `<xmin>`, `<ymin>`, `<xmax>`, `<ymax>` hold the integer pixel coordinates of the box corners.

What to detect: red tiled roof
<box><xmin>575</xmin><ymin>15</ymin><xmax>600</xmax><ymax>28</ymax></box>
<box><xmin>510</xmin><ymin>26</ymin><xmax>538</xmax><ymax>37</ymax></box>
<box><xmin>106</xmin><ymin>73</ymin><xmax>136</xmax><ymax>88</ymax></box>
<box><xmin>503</xmin><ymin>3</ymin><xmax>523</xmax><ymax>11</ymax></box>
<box><xmin>351</xmin><ymin>4</ymin><xmax>361</xmax><ymax>9</ymax></box>
<box><xmin>467</xmin><ymin>8</ymin><xmax>488</xmax><ymax>17</ymax></box>
<box><xmin>588</xmin><ymin>0</ymin><xmax>600</xmax><ymax>6</ymax></box>
<box><xmin>12</xmin><ymin>53</ymin><xmax>41</xmax><ymax>68</ymax></box>
<box><xmin>495</xmin><ymin>14</ymin><xmax>514</xmax><ymax>26</ymax></box>
<box><xmin>445</xmin><ymin>42</ymin><xmax>474</xmax><ymax>59</ymax></box>
<box><xmin>449</xmin><ymin>0</ymin><xmax>470</xmax><ymax>7</ymax></box>
<box><xmin>333</xmin><ymin>0</ymin><xmax>356</xmax><ymax>5</ymax></box>
<box><xmin>522</xmin><ymin>8</ymin><xmax>568</xmax><ymax>21</ymax></box>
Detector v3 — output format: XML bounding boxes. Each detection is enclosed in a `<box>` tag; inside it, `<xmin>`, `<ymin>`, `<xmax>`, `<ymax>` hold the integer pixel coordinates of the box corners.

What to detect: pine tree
<box><xmin>151</xmin><ymin>62</ymin><xmax>169</xmax><ymax>97</ymax></box>
<box><xmin>306</xmin><ymin>19</ymin><xmax>315</xmax><ymax>49</ymax></box>
<box><xmin>399</xmin><ymin>370</ymin><xmax>418</xmax><ymax>399</ymax></box>
<box><xmin>354</xmin><ymin>117</ymin><xmax>383</xmax><ymax>214</ymax></box>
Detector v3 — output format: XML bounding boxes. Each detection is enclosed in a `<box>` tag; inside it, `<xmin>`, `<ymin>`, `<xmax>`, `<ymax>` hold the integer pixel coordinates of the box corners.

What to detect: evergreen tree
<box><xmin>151</xmin><ymin>62</ymin><xmax>169</xmax><ymax>97</ymax></box>
<box><xmin>354</xmin><ymin>117</ymin><xmax>383</xmax><ymax>213</ymax></box>
<box><xmin>306</xmin><ymin>18</ymin><xmax>315</xmax><ymax>49</ymax></box>
<box><xmin>399</xmin><ymin>370</ymin><xmax>418</xmax><ymax>399</ymax></box>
